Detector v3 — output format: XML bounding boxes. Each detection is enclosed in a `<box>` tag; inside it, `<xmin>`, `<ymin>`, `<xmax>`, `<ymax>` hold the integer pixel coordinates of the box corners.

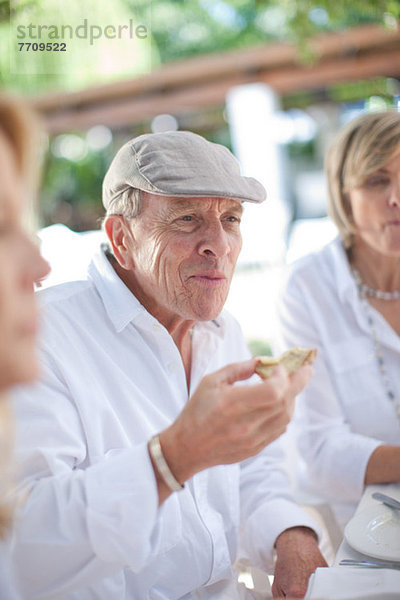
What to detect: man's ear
<box><xmin>104</xmin><ymin>215</ymin><xmax>135</xmax><ymax>270</ymax></box>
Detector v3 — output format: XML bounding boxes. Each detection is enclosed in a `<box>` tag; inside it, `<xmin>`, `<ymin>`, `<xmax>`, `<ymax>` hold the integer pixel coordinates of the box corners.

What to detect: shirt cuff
<box><xmin>239</xmin><ymin>498</ymin><xmax>321</xmax><ymax>571</ymax></box>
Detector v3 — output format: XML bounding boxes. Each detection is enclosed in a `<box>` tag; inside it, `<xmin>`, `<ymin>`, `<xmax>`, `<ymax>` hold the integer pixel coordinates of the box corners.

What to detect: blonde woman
<box><xmin>0</xmin><ymin>93</ymin><xmax>49</xmax><ymax>597</ymax></box>
<box><xmin>279</xmin><ymin>111</ymin><xmax>400</xmax><ymax>532</ymax></box>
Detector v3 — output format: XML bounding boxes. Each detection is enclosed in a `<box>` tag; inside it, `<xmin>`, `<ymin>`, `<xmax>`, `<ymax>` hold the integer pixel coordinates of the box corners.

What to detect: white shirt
<box><xmin>0</xmin><ymin>541</ymin><xmax>20</xmax><ymax>599</ymax></box>
<box><xmin>278</xmin><ymin>237</ymin><xmax>400</xmax><ymax>529</ymax></box>
<box><xmin>11</xmin><ymin>247</ymin><xmax>317</xmax><ymax>600</ymax></box>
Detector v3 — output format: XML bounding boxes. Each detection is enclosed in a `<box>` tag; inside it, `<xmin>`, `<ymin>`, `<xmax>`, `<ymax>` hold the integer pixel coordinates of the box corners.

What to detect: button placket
<box><xmin>192</xmin><ymin>471</ymin><xmax>232</xmax><ymax>586</ymax></box>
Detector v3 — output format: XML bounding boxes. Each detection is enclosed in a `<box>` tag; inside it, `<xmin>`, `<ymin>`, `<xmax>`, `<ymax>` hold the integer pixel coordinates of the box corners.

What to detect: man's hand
<box><xmin>157</xmin><ymin>358</ymin><xmax>313</xmax><ymax>491</ymax></box>
<box><xmin>272</xmin><ymin>527</ymin><xmax>327</xmax><ymax>598</ymax></box>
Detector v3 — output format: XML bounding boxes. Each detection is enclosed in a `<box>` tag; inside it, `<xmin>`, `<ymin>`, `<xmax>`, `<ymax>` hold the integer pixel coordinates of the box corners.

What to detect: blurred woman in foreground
<box><xmin>279</xmin><ymin>111</ymin><xmax>400</xmax><ymax>531</ymax></box>
<box><xmin>0</xmin><ymin>93</ymin><xmax>49</xmax><ymax>597</ymax></box>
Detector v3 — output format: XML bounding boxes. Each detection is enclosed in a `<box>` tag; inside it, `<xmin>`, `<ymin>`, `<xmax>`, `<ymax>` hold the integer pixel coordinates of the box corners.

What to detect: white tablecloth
<box><xmin>306</xmin><ymin>566</ymin><xmax>400</xmax><ymax>599</ymax></box>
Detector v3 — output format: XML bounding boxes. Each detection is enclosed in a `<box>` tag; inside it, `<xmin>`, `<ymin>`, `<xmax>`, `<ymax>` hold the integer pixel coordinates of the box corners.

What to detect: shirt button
<box><xmin>152</xmin><ymin>323</ymin><xmax>161</xmax><ymax>332</ymax></box>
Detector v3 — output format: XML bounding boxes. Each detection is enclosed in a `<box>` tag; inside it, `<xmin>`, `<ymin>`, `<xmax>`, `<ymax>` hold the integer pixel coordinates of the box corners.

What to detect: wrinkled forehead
<box><xmin>142</xmin><ymin>192</ymin><xmax>243</xmax><ymax>214</ymax></box>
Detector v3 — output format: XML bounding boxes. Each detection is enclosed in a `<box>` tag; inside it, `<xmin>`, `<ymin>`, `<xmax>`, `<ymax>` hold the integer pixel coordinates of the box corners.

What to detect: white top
<box><xmin>0</xmin><ymin>541</ymin><xmax>20</xmax><ymax>599</ymax></box>
<box><xmin>11</xmin><ymin>247</ymin><xmax>317</xmax><ymax>600</ymax></box>
<box><xmin>279</xmin><ymin>237</ymin><xmax>400</xmax><ymax>530</ymax></box>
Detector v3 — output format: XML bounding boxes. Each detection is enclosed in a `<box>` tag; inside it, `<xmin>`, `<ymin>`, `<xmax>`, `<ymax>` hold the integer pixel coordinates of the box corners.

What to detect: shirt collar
<box><xmin>88</xmin><ymin>244</ymin><xmax>145</xmax><ymax>332</ymax></box>
<box><xmin>197</xmin><ymin>315</ymin><xmax>226</xmax><ymax>340</ymax></box>
<box><xmin>88</xmin><ymin>244</ymin><xmax>227</xmax><ymax>338</ymax></box>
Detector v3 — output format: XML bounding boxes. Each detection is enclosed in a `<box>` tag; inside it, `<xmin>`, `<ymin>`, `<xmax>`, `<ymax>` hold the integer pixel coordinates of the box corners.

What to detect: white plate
<box><xmin>344</xmin><ymin>504</ymin><xmax>400</xmax><ymax>562</ymax></box>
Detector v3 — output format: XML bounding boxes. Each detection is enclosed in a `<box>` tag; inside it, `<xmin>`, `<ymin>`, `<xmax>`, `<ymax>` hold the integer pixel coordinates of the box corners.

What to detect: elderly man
<box><xmin>12</xmin><ymin>132</ymin><xmax>326</xmax><ymax>599</ymax></box>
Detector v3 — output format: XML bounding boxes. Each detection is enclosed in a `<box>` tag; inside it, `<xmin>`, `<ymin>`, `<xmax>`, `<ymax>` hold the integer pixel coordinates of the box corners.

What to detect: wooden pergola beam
<box><xmin>31</xmin><ymin>23</ymin><xmax>400</xmax><ymax>133</ymax></box>
<box><xmin>263</xmin><ymin>47</ymin><xmax>400</xmax><ymax>93</ymax></box>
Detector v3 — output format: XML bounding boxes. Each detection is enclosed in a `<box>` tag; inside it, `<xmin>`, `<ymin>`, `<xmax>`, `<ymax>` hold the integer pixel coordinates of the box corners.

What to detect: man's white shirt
<box><xmin>11</xmin><ymin>246</ymin><xmax>317</xmax><ymax>600</ymax></box>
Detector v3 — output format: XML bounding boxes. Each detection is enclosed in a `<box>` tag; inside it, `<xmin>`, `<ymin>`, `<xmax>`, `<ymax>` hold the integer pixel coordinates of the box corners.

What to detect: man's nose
<box><xmin>198</xmin><ymin>222</ymin><xmax>230</xmax><ymax>258</ymax></box>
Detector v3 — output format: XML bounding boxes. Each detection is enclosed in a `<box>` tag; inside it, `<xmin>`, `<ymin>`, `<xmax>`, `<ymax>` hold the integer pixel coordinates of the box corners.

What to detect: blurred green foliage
<box><xmin>134</xmin><ymin>0</ymin><xmax>400</xmax><ymax>64</ymax></box>
<box><xmin>1</xmin><ymin>0</ymin><xmax>154</xmax><ymax>95</ymax></box>
<box><xmin>40</xmin><ymin>143</ymin><xmax>111</xmax><ymax>230</ymax></box>
<box><xmin>247</xmin><ymin>338</ymin><xmax>272</xmax><ymax>357</ymax></box>
<box><xmin>2</xmin><ymin>0</ymin><xmax>399</xmax><ymax>96</ymax></box>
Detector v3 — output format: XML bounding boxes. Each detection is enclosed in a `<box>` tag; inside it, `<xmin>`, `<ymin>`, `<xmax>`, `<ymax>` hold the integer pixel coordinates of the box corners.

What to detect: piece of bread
<box><xmin>255</xmin><ymin>347</ymin><xmax>317</xmax><ymax>379</ymax></box>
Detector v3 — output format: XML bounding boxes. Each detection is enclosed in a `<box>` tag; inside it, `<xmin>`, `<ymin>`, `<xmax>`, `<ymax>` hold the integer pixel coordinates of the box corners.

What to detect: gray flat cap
<box><xmin>102</xmin><ymin>131</ymin><xmax>266</xmax><ymax>210</ymax></box>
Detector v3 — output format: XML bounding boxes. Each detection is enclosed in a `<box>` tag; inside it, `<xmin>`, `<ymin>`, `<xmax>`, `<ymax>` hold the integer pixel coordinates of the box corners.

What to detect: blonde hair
<box><xmin>0</xmin><ymin>92</ymin><xmax>42</xmax><ymax>191</ymax></box>
<box><xmin>0</xmin><ymin>93</ymin><xmax>42</xmax><ymax>538</ymax></box>
<box><xmin>326</xmin><ymin>110</ymin><xmax>400</xmax><ymax>247</ymax></box>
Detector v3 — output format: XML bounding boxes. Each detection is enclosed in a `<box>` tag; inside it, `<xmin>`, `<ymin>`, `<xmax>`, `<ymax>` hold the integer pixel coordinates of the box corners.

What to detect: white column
<box><xmin>226</xmin><ymin>83</ymin><xmax>290</xmax><ymax>265</ymax></box>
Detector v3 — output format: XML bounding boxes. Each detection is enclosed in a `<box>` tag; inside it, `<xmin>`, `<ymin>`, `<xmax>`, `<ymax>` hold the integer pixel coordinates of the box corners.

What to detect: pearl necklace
<box><xmin>352</xmin><ymin>269</ymin><xmax>400</xmax><ymax>300</ymax></box>
<box><xmin>352</xmin><ymin>268</ymin><xmax>400</xmax><ymax>422</ymax></box>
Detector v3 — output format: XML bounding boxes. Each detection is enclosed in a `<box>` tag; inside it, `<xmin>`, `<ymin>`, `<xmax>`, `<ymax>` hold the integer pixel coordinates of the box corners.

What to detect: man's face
<box><xmin>348</xmin><ymin>152</ymin><xmax>400</xmax><ymax>257</ymax></box>
<box><xmin>126</xmin><ymin>193</ymin><xmax>243</xmax><ymax>324</ymax></box>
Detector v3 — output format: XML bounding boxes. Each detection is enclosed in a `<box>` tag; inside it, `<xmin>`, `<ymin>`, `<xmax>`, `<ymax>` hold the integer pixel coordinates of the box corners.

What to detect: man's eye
<box><xmin>181</xmin><ymin>215</ymin><xmax>193</xmax><ymax>222</ymax></box>
<box><xmin>226</xmin><ymin>215</ymin><xmax>241</xmax><ymax>223</ymax></box>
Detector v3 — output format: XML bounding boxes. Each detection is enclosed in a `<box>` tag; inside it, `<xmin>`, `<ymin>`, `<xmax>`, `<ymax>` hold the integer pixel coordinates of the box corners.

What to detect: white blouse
<box><xmin>278</xmin><ymin>237</ymin><xmax>400</xmax><ymax>530</ymax></box>
<box><xmin>11</xmin><ymin>247</ymin><xmax>317</xmax><ymax>600</ymax></box>
<box><xmin>0</xmin><ymin>540</ymin><xmax>20</xmax><ymax>599</ymax></box>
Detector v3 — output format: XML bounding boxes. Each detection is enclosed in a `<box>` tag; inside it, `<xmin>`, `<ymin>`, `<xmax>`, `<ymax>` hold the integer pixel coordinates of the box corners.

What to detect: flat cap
<box><xmin>102</xmin><ymin>131</ymin><xmax>266</xmax><ymax>210</ymax></box>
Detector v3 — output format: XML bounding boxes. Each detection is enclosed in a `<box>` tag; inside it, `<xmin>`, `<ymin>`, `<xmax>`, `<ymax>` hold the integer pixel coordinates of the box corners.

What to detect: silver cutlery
<box><xmin>372</xmin><ymin>492</ymin><xmax>400</xmax><ymax>511</ymax></box>
<box><xmin>340</xmin><ymin>559</ymin><xmax>400</xmax><ymax>570</ymax></box>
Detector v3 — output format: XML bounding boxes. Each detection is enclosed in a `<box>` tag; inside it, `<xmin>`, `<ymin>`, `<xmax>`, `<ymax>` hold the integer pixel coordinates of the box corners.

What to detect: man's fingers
<box><xmin>263</xmin><ymin>364</ymin><xmax>289</xmax><ymax>392</ymax></box>
<box><xmin>288</xmin><ymin>364</ymin><xmax>314</xmax><ymax>397</ymax></box>
<box><xmin>213</xmin><ymin>358</ymin><xmax>258</xmax><ymax>385</ymax></box>
<box><xmin>225</xmin><ymin>364</ymin><xmax>290</xmax><ymax>413</ymax></box>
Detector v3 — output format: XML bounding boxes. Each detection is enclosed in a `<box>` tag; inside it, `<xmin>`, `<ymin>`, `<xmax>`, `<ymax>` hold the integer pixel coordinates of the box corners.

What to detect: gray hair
<box><xmin>105</xmin><ymin>187</ymin><xmax>143</xmax><ymax>219</ymax></box>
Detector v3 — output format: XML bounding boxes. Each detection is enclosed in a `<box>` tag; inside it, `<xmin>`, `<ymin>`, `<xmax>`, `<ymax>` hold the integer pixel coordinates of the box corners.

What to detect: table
<box><xmin>305</xmin><ymin>482</ymin><xmax>400</xmax><ymax>599</ymax></box>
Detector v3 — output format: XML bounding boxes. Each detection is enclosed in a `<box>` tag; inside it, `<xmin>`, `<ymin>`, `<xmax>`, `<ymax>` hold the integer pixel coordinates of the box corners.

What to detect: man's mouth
<box><xmin>189</xmin><ymin>270</ymin><xmax>227</xmax><ymax>285</ymax></box>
